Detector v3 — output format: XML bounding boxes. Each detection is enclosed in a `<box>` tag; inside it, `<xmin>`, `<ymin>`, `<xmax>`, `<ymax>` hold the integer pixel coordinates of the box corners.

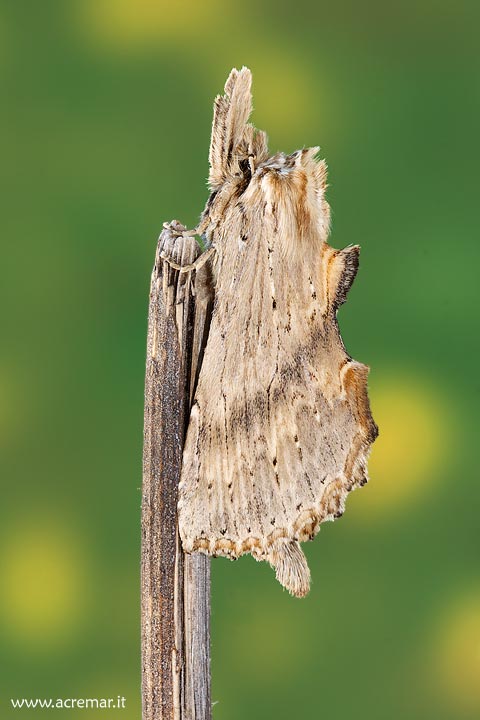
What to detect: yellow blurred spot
<box><xmin>76</xmin><ymin>0</ymin><xmax>324</xmax><ymax>155</ymax></box>
<box><xmin>0</xmin><ymin>517</ymin><xmax>87</xmax><ymax>651</ymax></box>
<box><xmin>79</xmin><ymin>0</ymin><xmax>224</xmax><ymax>48</ymax></box>
<box><xmin>356</xmin><ymin>372</ymin><xmax>448</xmax><ymax>515</ymax></box>
<box><xmin>248</xmin><ymin>53</ymin><xmax>319</xmax><ymax>145</ymax></box>
<box><xmin>434</xmin><ymin>590</ymin><xmax>480</xmax><ymax>713</ymax></box>
<box><xmin>76</xmin><ymin>1</ymin><xmax>320</xmax><ymax>145</ymax></box>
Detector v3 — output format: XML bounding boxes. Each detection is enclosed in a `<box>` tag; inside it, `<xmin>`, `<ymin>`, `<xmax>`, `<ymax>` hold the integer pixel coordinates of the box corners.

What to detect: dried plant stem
<box><xmin>141</xmin><ymin>225</ymin><xmax>213</xmax><ymax>720</ymax></box>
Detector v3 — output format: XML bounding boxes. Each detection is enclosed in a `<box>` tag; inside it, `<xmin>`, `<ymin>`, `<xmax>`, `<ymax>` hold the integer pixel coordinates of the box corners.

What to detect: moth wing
<box><xmin>178</xmin><ymin>68</ymin><xmax>377</xmax><ymax>599</ymax></box>
<box><xmin>179</xmin><ymin>222</ymin><xmax>377</xmax><ymax>598</ymax></box>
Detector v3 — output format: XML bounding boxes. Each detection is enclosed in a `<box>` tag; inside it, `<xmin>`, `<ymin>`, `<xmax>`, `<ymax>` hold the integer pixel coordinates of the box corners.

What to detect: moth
<box><xmin>174</xmin><ymin>67</ymin><xmax>378</xmax><ymax>597</ymax></box>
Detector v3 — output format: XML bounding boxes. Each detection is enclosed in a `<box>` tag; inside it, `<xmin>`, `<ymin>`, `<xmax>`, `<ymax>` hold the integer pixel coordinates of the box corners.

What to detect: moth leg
<box><xmin>267</xmin><ymin>540</ymin><xmax>311</xmax><ymax>598</ymax></box>
<box><xmin>162</xmin><ymin>215</ymin><xmax>209</xmax><ymax>238</ymax></box>
<box><xmin>159</xmin><ymin>246</ymin><xmax>216</xmax><ymax>274</ymax></box>
<box><xmin>161</xmin><ymin>223</ymin><xmax>198</xmax><ymax>239</ymax></box>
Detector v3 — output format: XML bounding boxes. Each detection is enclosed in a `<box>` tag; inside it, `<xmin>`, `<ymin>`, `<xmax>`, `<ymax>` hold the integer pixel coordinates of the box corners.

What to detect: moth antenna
<box><xmin>268</xmin><ymin>540</ymin><xmax>311</xmax><ymax>598</ymax></box>
<box><xmin>208</xmin><ymin>66</ymin><xmax>253</xmax><ymax>189</ymax></box>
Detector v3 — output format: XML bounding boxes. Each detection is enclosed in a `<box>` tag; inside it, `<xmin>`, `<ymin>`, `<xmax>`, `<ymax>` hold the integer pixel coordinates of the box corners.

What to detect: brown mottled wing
<box><xmin>178</xmin><ymin>68</ymin><xmax>377</xmax><ymax>597</ymax></box>
<box><xmin>179</xmin><ymin>215</ymin><xmax>377</xmax><ymax>596</ymax></box>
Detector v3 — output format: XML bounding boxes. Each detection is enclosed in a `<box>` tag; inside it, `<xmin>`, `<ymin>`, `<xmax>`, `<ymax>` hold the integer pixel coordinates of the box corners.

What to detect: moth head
<box><xmin>204</xmin><ymin>67</ymin><xmax>330</xmax><ymax>248</ymax></box>
<box><xmin>253</xmin><ymin>147</ymin><xmax>331</xmax><ymax>246</ymax></box>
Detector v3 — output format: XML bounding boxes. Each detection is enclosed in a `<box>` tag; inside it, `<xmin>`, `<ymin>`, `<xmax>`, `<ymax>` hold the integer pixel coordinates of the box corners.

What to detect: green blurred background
<box><xmin>1</xmin><ymin>1</ymin><xmax>479</xmax><ymax>718</ymax></box>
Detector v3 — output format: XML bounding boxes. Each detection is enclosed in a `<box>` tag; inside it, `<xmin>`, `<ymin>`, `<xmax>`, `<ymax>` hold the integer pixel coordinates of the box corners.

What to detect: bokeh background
<box><xmin>1</xmin><ymin>1</ymin><xmax>479</xmax><ymax>718</ymax></box>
